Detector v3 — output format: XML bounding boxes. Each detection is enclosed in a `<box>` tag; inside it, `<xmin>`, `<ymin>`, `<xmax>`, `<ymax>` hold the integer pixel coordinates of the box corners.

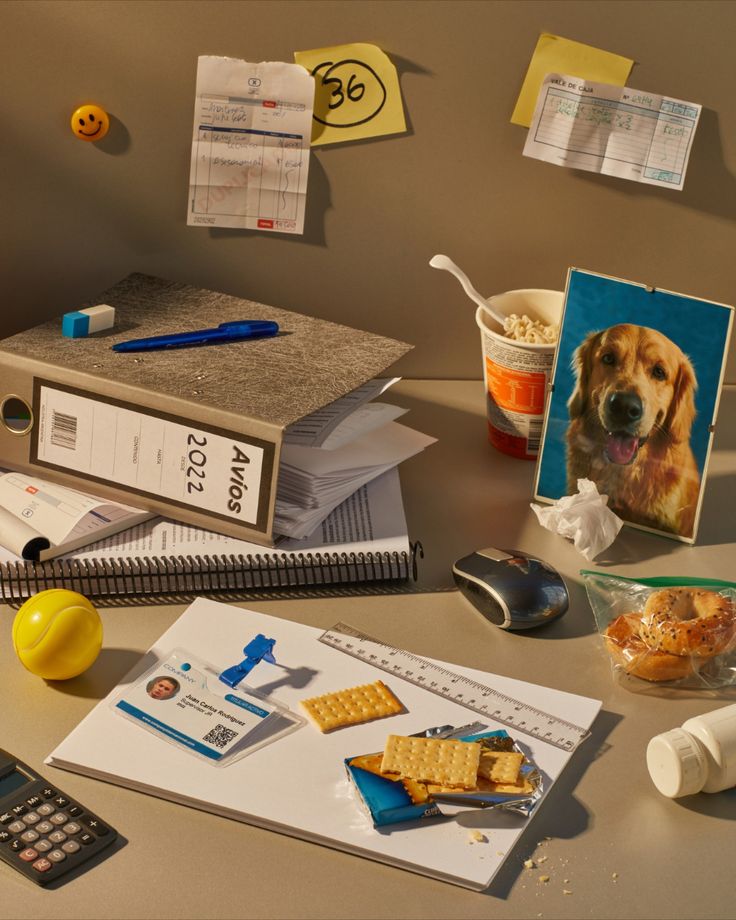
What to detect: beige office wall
<box><xmin>2</xmin><ymin>0</ymin><xmax>735</xmax><ymax>381</ymax></box>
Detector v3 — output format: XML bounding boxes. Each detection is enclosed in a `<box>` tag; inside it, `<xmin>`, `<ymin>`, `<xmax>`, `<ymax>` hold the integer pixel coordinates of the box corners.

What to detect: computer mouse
<box><xmin>452</xmin><ymin>547</ymin><xmax>569</xmax><ymax>630</ymax></box>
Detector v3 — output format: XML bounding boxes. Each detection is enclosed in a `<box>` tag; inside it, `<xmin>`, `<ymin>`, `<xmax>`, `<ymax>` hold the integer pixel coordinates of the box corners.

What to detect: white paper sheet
<box><xmin>283</xmin><ymin>378</ymin><xmax>400</xmax><ymax>447</ymax></box>
<box><xmin>47</xmin><ymin>599</ymin><xmax>601</xmax><ymax>891</ymax></box>
<box><xmin>524</xmin><ymin>73</ymin><xmax>701</xmax><ymax>190</ymax></box>
<box><xmin>187</xmin><ymin>56</ymin><xmax>314</xmax><ymax>234</ymax></box>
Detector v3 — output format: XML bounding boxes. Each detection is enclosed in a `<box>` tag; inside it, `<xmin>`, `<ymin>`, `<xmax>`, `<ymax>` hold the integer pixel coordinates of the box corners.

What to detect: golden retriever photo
<box><xmin>566</xmin><ymin>323</ymin><xmax>700</xmax><ymax>537</ymax></box>
<box><xmin>535</xmin><ymin>269</ymin><xmax>732</xmax><ymax>544</ymax></box>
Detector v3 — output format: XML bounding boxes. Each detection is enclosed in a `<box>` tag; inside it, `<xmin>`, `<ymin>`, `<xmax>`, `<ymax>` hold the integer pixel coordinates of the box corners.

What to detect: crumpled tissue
<box><xmin>530</xmin><ymin>479</ymin><xmax>623</xmax><ymax>560</ymax></box>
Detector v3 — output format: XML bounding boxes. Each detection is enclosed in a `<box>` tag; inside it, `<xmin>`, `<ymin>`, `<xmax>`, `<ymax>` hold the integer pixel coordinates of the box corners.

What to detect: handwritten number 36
<box><xmin>311</xmin><ymin>59</ymin><xmax>387</xmax><ymax>128</ymax></box>
<box><xmin>324</xmin><ymin>72</ymin><xmax>365</xmax><ymax>109</ymax></box>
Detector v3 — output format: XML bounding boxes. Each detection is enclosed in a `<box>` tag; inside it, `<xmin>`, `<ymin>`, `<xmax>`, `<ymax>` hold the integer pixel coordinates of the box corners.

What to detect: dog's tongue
<box><xmin>606</xmin><ymin>433</ymin><xmax>639</xmax><ymax>465</ymax></box>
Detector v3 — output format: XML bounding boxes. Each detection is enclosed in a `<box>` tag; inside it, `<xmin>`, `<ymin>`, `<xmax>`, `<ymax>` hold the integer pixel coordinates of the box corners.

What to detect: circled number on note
<box><xmin>311</xmin><ymin>59</ymin><xmax>387</xmax><ymax>128</ymax></box>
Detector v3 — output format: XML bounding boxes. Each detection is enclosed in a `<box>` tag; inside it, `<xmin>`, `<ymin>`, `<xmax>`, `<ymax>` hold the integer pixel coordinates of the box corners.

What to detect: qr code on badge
<box><xmin>202</xmin><ymin>723</ymin><xmax>239</xmax><ymax>749</ymax></box>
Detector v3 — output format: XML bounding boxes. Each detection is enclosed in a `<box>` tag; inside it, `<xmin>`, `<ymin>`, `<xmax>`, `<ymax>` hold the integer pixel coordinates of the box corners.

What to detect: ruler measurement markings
<box><xmin>320</xmin><ymin>624</ymin><xmax>587</xmax><ymax>751</ymax></box>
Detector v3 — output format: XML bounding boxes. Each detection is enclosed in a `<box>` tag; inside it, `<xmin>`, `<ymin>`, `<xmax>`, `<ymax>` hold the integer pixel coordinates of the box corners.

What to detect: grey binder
<box><xmin>0</xmin><ymin>274</ymin><xmax>411</xmax><ymax>546</ymax></box>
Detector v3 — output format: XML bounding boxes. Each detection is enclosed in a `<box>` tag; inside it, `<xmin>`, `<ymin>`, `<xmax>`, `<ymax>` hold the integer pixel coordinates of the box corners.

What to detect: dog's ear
<box><xmin>663</xmin><ymin>354</ymin><xmax>697</xmax><ymax>443</ymax></box>
<box><xmin>567</xmin><ymin>331</ymin><xmax>601</xmax><ymax>419</ymax></box>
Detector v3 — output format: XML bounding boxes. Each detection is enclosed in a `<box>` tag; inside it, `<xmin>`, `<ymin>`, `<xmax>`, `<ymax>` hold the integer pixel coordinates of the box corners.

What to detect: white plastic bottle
<box><xmin>647</xmin><ymin>703</ymin><xmax>736</xmax><ymax>798</ymax></box>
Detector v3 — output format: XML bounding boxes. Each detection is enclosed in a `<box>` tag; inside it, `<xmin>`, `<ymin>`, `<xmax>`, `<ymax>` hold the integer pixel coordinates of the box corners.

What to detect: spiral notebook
<box><xmin>0</xmin><ymin>469</ymin><xmax>417</xmax><ymax>603</ymax></box>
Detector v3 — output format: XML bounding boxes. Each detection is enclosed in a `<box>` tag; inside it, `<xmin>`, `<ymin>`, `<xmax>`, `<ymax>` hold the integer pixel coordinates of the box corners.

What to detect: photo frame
<box><xmin>534</xmin><ymin>268</ymin><xmax>733</xmax><ymax>543</ymax></box>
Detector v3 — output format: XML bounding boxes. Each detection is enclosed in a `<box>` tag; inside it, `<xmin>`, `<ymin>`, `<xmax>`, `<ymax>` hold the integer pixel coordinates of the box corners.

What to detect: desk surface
<box><xmin>2</xmin><ymin>380</ymin><xmax>735</xmax><ymax>920</ymax></box>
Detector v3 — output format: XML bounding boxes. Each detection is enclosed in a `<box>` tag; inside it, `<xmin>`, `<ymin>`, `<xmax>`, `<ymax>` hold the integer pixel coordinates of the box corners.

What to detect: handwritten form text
<box><xmin>523</xmin><ymin>74</ymin><xmax>701</xmax><ymax>190</ymax></box>
<box><xmin>188</xmin><ymin>57</ymin><xmax>315</xmax><ymax>234</ymax></box>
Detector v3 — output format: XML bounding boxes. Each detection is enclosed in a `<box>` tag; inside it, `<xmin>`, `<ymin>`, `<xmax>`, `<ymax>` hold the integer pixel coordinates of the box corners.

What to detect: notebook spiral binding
<box><xmin>0</xmin><ymin>543</ymin><xmax>422</xmax><ymax>603</ymax></box>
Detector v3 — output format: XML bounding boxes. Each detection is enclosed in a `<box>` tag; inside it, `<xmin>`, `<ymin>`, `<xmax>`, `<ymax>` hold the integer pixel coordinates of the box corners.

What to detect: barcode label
<box><xmin>50</xmin><ymin>410</ymin><xmax>78</xmax><ymax>449</ymax></box>
<box><xmin>527</xmin><ymin>421</ymin><xmax>543</xmax><ymax>454</ymax></box>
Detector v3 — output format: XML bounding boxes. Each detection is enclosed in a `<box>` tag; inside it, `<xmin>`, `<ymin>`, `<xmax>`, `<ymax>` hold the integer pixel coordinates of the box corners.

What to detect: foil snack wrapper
<box><xmin>345</xmin><ymin>726</ymin><xmax>543</xmax><ymax>828</ymax></box>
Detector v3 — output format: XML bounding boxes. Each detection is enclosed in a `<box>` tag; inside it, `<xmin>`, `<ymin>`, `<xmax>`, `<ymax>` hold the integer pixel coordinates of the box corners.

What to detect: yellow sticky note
<box><xmin>294</xmin><ymin>42</ymin><xmax>406</xmax><ymax>145</ymax></box>
<box><xmin>512</xmin><ymin>33</ymin><xmax>634</xmax><ymax>127</ymax></box>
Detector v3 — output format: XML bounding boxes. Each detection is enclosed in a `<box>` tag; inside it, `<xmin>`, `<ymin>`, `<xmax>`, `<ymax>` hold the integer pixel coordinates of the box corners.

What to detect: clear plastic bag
<box><xmin>582</xmin><ymin>572</ymin><xmax>736</xmax><ymax>690</ymax></box>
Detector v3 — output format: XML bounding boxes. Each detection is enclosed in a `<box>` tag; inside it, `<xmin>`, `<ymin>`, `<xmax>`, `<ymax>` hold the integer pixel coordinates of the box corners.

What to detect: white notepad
<box><xmin>47</xmin><ymin>600</ymin><xmax>601</xmax><ymax>891</ymax></box>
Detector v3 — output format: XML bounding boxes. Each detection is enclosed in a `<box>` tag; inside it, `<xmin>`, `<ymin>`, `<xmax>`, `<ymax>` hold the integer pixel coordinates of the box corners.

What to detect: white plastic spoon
<box><xmin>429</xmin><ymin>253</ymin><xmax>506</xmax><ymax>327</ymax></box>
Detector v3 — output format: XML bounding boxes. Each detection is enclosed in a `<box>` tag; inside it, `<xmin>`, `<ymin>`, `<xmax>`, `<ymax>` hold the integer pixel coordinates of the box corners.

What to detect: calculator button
<box><xmin>81</xmin><ymin>816</ymin><xmax>109</xmax><ymax>836</ymax></box>
<box><xmin>48</xmin><ymin>830</ymin><xmax>67</xmax><ymax>844</ymax></box>
<box><xmin>53</xmin><ymin>796</ymin><xmax>69</xmax><ymax>809</ymax></box>
<box><xmin>35</xmin><ymin>839</ymin><xmax>52</xmax><ymax>853</ymax></box>
<box><xmin>78</xmin><ymin>832</ymin><xmax>94</xmax><ymax>846</ymax></box>
<box><xmin>67</xmin><ymin>804</ymin><xmax>82</xmax><ymax>817</ymax></box>
<box><xmin>22</xmin><ymin>812</ymin><xmax>40</xmax><ymax>825</ymax></box>
<box><xmin>50</xmin><ymin>813</ymin><xmax>68</xmax><ymax>825</ymax></box>
<box><xmin>32</xmin><ymin>858</ymin><xmax>52</xmax><ymax>873</ymax></box>
<box><xmin>36</xmin><ymin>803</ymin><xmax>55</xmax><ymax>816</ymax></box>
<box><xmin>36</xmin><ymin>821</ymin><xmax>53</xmax><ymax>834</ymax></box>
<box><xmin>0</xmin><ymin>811</ymin><xmax>14</xmax><ymax>825</ymax></box>
<box><xmin>9</xmin><ymin>840</ymin><xmax>23</xmax><ymax>852</ymax></box>
<box><xmin>20</xmin><ymin>847</ymin><xmax>39</xmax><ymax>862</ymax></box>
<box><xmin>61</xmin><ymin>840</ymin><xmax>80</xmax><ymax>854</ymax></box>
<box><xmin>25</xmin><ymin>795</ymin><xmax>43</xmax><ymax>808</ymax></box>
<box><xmin>0</xmin><ymin>830</ymin><xmax>11</xmax><ymax>843</ymax></box>
<box><xmin>41</xmin><ymin>787</ymin><xmax>56</xmax><ymax>799</ymax></box>
<box><xmin>8</xmin><ymin>821</ymin><xmax>25</xmax><ymax>835</ymax></box>
<box><xmin>20</xmin><ymin>829</ymin><xmax>39</xmax><ymax>844</ymax></box>
<box><xmin>63</xmin><ymin>822</ymin><xmax>81</xmax><ymax>835</ymax></box>
<box><xmin>48</xmin><ymin>849</ymin><xmax>66</xmax><ymax>863</ymax></box>
<box><xmin>11</xmin><ymin>804</ymin><xmax>27</xmax><ymax>816</ymax></box>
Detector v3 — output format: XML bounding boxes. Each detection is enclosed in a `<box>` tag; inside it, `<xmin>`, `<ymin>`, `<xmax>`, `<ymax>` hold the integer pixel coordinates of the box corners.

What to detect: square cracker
<box><xmin>380</xmin><ymin>735</ymin><xmax>481</xmax><ymax>789</ymax></box>
<box><xmin>478</xmin><ymin>750</ymin><xmax>524</xmax><ymax>785</ymax></box>
<box><xmin>348</xmin><ymin>752</ymin><xmax>430</xmax><ymax>803</ymax></box>
<box><xmin>300</xmin><ymin>680</ymin><xmax>403</xmax><ymax>732</ymax></box>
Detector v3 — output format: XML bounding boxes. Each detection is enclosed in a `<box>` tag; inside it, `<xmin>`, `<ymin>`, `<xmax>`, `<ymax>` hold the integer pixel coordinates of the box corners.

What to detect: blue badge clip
<box><xmin>219</xmin><ymin>634</ymin><xmax>277</xmax><ymax>689</ymax></box>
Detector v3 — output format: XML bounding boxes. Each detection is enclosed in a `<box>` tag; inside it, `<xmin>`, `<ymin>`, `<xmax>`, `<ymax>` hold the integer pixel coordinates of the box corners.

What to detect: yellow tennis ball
<box><xmin>12</xmin><ymin>589</ymin><xmax>103</xmax><ymax>680</ymax></box>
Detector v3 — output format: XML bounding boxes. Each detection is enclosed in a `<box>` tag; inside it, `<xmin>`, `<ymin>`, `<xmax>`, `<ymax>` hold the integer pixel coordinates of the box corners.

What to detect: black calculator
<box><xmin>0</xmin><ymin>749</ymin><xmax>117</xmax><ymax>886</ymax></box>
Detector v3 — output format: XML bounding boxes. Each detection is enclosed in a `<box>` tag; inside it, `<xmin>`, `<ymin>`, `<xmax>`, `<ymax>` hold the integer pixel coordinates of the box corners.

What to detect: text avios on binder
<box><xmin>0</xmin><ymin>274</ymin><xmax>433</xmax><ymax>549</ymax></box>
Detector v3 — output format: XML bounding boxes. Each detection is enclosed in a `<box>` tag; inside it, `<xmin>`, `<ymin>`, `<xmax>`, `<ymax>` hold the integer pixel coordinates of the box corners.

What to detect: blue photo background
<box><xmin>536</xmin><ymin>270</ymin><xmax>733</xmax><ymax>500</ymax></box>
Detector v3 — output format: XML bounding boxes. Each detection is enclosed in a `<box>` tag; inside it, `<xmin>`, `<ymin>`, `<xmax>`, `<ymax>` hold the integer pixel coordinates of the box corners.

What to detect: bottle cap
<box><xmin>646</xmin><ymin>728</ymin><xmax>707</xmax><ymax>798</ymax></box>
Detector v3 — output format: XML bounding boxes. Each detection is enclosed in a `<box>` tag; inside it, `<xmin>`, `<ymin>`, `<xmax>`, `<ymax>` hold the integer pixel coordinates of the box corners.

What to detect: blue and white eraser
<box><xmin>62</xmin><ymin>304</ymin><xmax>116</xmax><ymax>338</ymax></box>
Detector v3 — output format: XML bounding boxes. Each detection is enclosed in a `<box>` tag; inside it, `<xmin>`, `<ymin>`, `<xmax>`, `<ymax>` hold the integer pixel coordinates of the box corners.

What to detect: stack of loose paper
<box><xmin>274</xmin><ymin>379</ymin><xmax>435</xmax><ymax>540</ymax></box>
<box><xmin>0</xmin><ymin>468</ymin><xmax>410</xmax><ymax>573</ymax></box>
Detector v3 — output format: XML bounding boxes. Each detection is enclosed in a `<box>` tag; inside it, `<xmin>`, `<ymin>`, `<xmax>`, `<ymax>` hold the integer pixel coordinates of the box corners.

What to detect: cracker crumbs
<box><xmin>563</xmin><ymin>889</ymin><xmax>573</xmax><ymax>896</ymax></box>
<box><xmin>468</xmin><ymin>830</ymin><xmax>488</xmax><ymax>844</ymax></box>
<box><xmin>524</xmin><ymin>858</ymin><xmax>536</xmax><ymax>869</ymax></box>
<box><xmin>539</xmin><ymin>875</ymin><xmax>550</xmax><ymax>884</ymax></box>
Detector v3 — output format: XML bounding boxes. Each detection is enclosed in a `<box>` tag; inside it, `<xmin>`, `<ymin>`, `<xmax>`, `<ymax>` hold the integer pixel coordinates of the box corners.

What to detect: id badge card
<box><xmin>113</xmin><ymin>649</ymin><xmax>303</xmax><ymax>765</ymax></box>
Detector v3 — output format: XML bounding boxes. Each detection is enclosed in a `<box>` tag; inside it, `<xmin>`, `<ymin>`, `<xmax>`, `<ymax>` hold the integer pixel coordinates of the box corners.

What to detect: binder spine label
<box><xmin>30</xmin><ymin>380</ymin><xmax>275</xmax><ymax>533</ymax></box>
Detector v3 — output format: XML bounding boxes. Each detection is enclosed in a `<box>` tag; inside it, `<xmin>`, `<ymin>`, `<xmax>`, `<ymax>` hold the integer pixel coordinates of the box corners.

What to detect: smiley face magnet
<box><xmin>71</xmin><ymin>103</ymin><xmax>110</xmax><ymax>142</ymax></box>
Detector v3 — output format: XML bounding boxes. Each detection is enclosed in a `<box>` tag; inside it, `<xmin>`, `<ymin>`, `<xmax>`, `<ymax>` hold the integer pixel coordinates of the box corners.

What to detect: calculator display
<box><xmin>0</xmin><ymin>770</ymin><xmax>29</xmax><ymax>798</ymax></box>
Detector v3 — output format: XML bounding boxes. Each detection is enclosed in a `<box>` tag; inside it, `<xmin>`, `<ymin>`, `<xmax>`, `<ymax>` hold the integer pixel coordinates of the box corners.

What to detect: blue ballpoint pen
<box><xmin>112</xmin><ymin>320</ymin><xmax>279</xmax><ymax>352</ymax></box>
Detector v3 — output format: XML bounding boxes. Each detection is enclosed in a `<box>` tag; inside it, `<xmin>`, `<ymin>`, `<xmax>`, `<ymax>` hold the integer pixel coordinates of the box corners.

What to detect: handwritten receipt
<box><xmin>187</xmin><ymin>56</ymin><xmax>315</xmax><ymax>234</ymax></box>
<box><xmin>524</xmin><ymin>74</ymin><xmax>701</xmax><ymax>190</ymax></box>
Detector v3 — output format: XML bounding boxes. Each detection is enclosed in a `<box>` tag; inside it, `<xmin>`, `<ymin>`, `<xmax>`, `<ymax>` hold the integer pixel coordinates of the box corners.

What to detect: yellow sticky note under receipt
<box><xmin>512</xmin><ymin>33</ymin><xmax>634</xmax><ymax>127</ymax></box>
<box><xmin>295</xmin><ymin>42</ymin><xmax>406</xmax><ymax>145</ymax></box>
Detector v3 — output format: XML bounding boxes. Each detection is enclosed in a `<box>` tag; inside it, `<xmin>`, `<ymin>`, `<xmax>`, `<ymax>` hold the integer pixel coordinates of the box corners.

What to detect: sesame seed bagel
<box><xmin>604</xmin><ymin>613</ymin><xmax>700</xmax><ymax>682</ymax></box>
<box><xmin>640</xmin><ymin>588</ymin><xmax>736</xmax><ymax>658</ymax></box>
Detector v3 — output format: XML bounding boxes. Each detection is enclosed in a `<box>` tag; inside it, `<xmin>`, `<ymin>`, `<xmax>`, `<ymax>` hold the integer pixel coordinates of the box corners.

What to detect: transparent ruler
<box><xmin>319</xmin><ymin>623</ymin><xmax>589</xmax><ymax>752</ymax></box>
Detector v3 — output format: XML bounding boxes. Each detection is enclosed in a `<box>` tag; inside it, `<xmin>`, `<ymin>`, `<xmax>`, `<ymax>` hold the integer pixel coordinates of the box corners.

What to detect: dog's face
<box><xmin>568</xmin><ymin>323</ymin><xmax>697</xmax><ymax>465</ymax></box>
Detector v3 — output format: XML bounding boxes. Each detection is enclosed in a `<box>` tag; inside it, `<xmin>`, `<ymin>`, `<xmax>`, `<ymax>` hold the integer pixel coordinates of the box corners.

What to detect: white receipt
<box><xmin>187</xmin><ymin>55</ymin><xmax>315</xmax><ymax>234</ymax></box>
<box><xmin>524</xmin><ymin>73</ymin><xmax>701</xmax><ymax>190</ymax></box>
